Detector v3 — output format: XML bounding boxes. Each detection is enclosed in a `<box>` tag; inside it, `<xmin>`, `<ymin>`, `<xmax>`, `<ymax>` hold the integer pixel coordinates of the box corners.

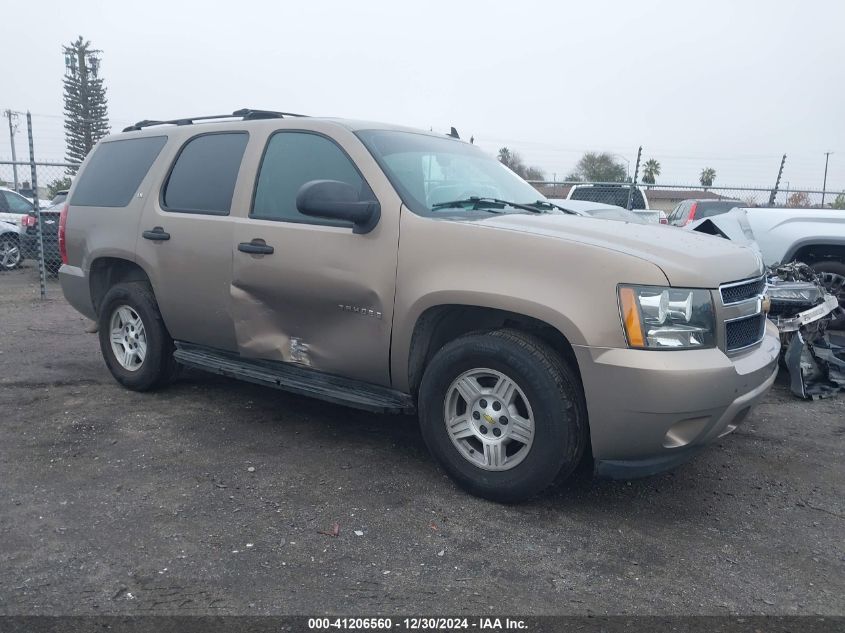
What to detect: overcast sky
<box><xmin>4</xmin><ymin>0</ymin><xmax>844</xmax><ymax>190</ymax></box>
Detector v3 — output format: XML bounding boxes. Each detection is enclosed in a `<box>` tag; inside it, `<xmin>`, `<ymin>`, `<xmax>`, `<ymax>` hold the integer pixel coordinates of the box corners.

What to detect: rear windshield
<box><xmin>70</xmin><ymin>136</ymin><xmax>167</xmax><ymax>207</ymax></box>
<box><xmin>694</xmin><ymin>200</ymin><xmax>742</xmax><ymax>220</ymax></box>
<box><xmin>569</xmin><ymin>186</ymin><xmax>646</xmax><ymax>209</ymax></box>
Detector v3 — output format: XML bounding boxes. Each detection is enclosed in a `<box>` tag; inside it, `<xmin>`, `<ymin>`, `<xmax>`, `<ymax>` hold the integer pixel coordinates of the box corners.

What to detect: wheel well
<box><xmin>789</xmin><ymin>244</ymin><xmax>845</xmax><ymax>266</ymax></box>
<box><xmin>407</xmin><ymin>305</ymin><xmax>581</xmax><ymax>397</ymax></box>
<box><xmin>89</xmin><ymin>258</ymin><xmax>151</xmax><ymax>316</ymax></box>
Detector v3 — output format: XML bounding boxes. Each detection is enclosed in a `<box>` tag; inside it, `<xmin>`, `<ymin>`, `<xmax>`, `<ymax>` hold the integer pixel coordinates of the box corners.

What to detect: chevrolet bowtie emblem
<box><xmin>482</xmin><ymin>413</ymin><xmax>495</xmax><ymax>424</ymax></box>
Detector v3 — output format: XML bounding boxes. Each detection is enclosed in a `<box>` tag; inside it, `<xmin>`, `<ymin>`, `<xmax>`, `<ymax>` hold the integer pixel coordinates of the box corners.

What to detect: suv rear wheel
<box><xmin>98</xmin><ymin>282</ymin><xmax>179</xmax><ymax>391</ymax></box>
<box><xmin>418</xmin><ymin>329</ymin><xmax>587</xmax><ymax>502</ymax></box>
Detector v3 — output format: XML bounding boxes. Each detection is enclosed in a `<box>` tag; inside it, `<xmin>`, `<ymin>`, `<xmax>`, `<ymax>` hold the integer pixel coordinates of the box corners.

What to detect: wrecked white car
<box><xmin>687</xmin><ymin>210</ymin><xmax>845</xmax><ymax>398</ymax></box>
<box><xmin>687</xmin><ymin>206</ymin><xmax>845</xmax><ymax>327</ymax></box>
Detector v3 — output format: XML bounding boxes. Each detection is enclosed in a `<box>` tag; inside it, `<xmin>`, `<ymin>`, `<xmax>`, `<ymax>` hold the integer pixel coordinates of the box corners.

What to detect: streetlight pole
<box><xmin>4</xmin><ymin>109</ymin><xmax>19</xmax><ymax>191</ymax></box>
<box><xmin>822</xmin><ymin>152</ymin><xmax>832</xmax><ymax>208</ymax></box>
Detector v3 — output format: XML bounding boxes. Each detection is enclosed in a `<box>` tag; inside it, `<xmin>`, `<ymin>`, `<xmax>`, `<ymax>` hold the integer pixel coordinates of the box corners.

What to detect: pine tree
<box><xmin>63</xmin><ymin>36</ymin><xmax>110</xmax><ymax>172</ymax></box>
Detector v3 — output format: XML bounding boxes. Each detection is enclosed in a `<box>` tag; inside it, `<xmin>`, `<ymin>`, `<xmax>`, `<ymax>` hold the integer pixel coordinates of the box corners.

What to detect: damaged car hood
<box><xmin>469</xmin><ymin>213</ymin><xmax>764</xmax><ymax>287</ymax></box>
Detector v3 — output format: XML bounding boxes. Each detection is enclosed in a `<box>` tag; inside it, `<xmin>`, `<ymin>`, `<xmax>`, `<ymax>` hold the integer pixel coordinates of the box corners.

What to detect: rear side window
<box><xmin>162</xmin><ymin>133</ymin><xmax>248</xmax><ymax>215</ymax></box>
<box><xmin>695</xmin><ymin>201</ymin><xmax>741</xmax><ymax>220</ymax></box>
<box><xmin>669</xmin><ymin>201</ymin><xmax>690</xmax><ymax>225</ymax></box>
<box><xmin>71</xmin><ymin>136</ymin><xmax>167</xmax><ymax>207</ymax></box>
<box><xmin>1</xmin><ymin>191</ymin><xmax>34</xmax><ymax>213</ymax></box>
<box><xmin>251</xmin><ymin>131</ymin><xmax>373</xmax><ymax>225</ymax></box>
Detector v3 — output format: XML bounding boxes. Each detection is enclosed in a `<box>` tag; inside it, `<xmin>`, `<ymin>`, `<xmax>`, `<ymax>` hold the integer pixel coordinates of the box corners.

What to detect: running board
<box><xmin>173</xmin><ymin>343</ymin><xmax>415</xmax><ymax>414</ymax></box>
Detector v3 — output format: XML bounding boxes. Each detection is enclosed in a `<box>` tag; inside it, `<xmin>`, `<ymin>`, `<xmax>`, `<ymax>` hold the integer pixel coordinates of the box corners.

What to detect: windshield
<box><xmin>356</xmin><ymin>129</ymin><xmax>545</xmax><ymax>215</ymax></box>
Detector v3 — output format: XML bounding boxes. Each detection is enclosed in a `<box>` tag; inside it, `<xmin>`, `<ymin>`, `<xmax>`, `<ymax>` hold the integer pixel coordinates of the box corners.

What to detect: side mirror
<box><xmin>296</xmin><ymin>180</ymin><xmax>380</xmax><ymax>235</ymax></box>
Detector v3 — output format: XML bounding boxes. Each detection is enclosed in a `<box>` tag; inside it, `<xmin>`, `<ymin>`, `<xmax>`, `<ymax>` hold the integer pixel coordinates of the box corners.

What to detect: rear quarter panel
<box><xmin>64</xmin><ymin>135</ymin><xmax>170</xmax><ymax>274</ymax></box>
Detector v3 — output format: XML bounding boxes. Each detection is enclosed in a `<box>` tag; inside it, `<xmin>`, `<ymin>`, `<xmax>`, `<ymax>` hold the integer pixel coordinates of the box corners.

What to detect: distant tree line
<box><xmin>497</xmin><ymin>148</ymin><xmax>545</xmax><ymax>181</ymax></box>
<box><xmin>497</xmin><ymin>147</ymin><xmax>723</xmax><ymax>190</ymax></box>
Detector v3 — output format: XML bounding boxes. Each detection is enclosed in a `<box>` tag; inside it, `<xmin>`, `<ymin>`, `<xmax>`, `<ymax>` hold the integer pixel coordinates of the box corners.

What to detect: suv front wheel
<box><xmin>98</xmin><ymin>282</ymin><xmax>179</xmax><ymax>391</ymax></box>
<box><xmin>418</xmin><ymin>329</ymin><xmax>588</xmax><ymax>502</ymax></box>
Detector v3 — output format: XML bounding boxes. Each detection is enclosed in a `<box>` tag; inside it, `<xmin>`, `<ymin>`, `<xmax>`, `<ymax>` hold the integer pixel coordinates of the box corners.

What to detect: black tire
<box><xmin>811</xmin><ymin>261</ymin><xmax>845</xmax><ymax>330</ymax></box>
<box><xmin>0</xmin><ymin>234</ymin><xmax>22</xmax><ymax>271</ymax></box>
<box><xmin>97</xmin><ymin>281</ymin><xmax>179</xmax><ymax>391</ymax></box>
<box><xmin>418</xmin><ymin>329</ymin><xmax>588</xmax><ymax>503</ymax></box>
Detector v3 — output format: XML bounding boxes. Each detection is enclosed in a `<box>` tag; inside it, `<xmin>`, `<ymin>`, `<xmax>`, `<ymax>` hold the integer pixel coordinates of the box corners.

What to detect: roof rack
<box><xmin>122</xmin><ymin>108</ymin><xmax>308</xmax><ymax>132</ymax></box>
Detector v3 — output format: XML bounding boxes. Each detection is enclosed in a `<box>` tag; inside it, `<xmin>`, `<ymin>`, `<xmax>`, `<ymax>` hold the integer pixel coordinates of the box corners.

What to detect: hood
<box><xmin>468</xmin><ymin>213</ymin><xmax>764</xmax><ymax>287</ymax></box>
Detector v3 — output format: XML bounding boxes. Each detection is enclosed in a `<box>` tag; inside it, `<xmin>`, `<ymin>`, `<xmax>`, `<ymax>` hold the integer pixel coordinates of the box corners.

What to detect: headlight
<box><xmin>618</xmin><ymin>285</ymin><xmax>716</xmax><ymax>349</ymax></box>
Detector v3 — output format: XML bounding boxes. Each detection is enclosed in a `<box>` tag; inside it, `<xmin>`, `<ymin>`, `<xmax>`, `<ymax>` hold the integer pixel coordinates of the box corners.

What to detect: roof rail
<box><xmin>122</xmin><ymin>108</ymin><xmax>308</xmax><ymax>132</ymax></box>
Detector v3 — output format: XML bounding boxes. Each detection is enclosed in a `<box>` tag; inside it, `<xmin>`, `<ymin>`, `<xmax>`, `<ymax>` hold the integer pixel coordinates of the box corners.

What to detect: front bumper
<box><xmin>574</xmin><ymin>319</ymin><xmax>780</xmax><ymax>478</ymax></box>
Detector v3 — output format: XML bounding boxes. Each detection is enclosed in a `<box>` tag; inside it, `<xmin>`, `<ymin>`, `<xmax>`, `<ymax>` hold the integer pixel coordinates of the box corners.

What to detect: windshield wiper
<box><xmin>528</xmin><ymin>200</ymin><xmax>577</xmax><ymax>215</ymax></box>
<box><xmin>431</xmin><ymin>197</ymin><xmax>544</xmax><ymax>214</ymax></box>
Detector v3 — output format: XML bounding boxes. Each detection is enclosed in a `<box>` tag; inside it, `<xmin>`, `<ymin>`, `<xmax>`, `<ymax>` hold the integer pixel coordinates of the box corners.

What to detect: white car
<box><xmin>547</xmin><ymin>199</ymin><xmax>649</xmax><ymax>223</ymax></box>
<box><xmin>0</xmin><ymin>219</ymin><xmax>22</xmax><ymax>270</ymax></box>
<box><xmin>0</xmin><ymin>187</ymin><xmax>35</xmax><ymax>234</ymax></box>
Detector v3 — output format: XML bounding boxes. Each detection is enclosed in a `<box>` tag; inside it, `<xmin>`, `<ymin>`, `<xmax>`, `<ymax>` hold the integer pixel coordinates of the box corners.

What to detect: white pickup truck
<box><xmin>566</xmin><ymin>184</ymin><xmax>667</xmax><ymax>224</ymax></box>
<box><xmin>687</xmin><ymin>206</ymin><xmax>845</xmax><ymax>327</ymax></box>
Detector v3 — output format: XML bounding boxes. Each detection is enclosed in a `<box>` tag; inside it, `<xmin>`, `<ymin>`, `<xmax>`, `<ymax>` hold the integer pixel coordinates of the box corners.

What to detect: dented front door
<box><xmin>230</xmin><ymin>128</ymin><xmax>401</xmax><ymax>387</ymax></box>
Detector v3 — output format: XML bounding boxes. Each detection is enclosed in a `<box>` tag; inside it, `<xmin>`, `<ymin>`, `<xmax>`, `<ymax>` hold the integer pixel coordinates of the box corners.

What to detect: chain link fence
<box><xmin>531</xmin><ymin>181</ymin><xmax>845</xmax><ymax>213</ymax></box>
<box><xmin>0</xmin><ymin>158</ymin><xmax>77</xmax><ymax>296</ymax></box>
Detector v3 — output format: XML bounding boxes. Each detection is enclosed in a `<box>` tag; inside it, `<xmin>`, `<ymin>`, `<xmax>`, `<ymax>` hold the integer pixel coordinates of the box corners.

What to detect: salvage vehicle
<box><xmin>763</xmin><ymin>262</ymin><xmax>844</xmax><ymax>398</ymax></box>
<box><xmin>546</xmin><ymin>199</ymin><xmax>648</xmax><ymax>223</ymax></box>
<box><xmin>687</xmin><ymin>207</ymin><xmax>845</xmax><ymax>329</ymax></box>
<box><xmin>0</xmin><ymin>219</ymin><xmax>22</xmax><ymax>270</ymax></box>
<box><xmin>22</xmin><ymin>206</ymin><xmax>62</xmax><ymax>274</ymax></box>
<box><xmin>667</xmin><ymin>199</ymin><xmax>743</xmax><ymax>227</ymax></box>
<box><xmin>0</xmin><ymin>187</ymin><xmax>35</xmax><ymax>228</ymax></box>
<box><xmin>566</xmin><ymin>184</ymin><xmax>666</xmax><ymax>224</ymax></box>
<box><xmin>58</xmin><ymin>109</ymin><xmax>780</xmax><ymax>502</ymax></box>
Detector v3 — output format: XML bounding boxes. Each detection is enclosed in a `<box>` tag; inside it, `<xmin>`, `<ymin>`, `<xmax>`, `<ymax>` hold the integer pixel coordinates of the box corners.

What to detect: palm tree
<box><xmin>641</xmin><ymin>159</ymin><xmax>661</xmax><ymax>185</ymax></box>
<box><xmin>700</xmin><ymin>167</ymin><xmax>716</xmax><ymax>189</ymax></box>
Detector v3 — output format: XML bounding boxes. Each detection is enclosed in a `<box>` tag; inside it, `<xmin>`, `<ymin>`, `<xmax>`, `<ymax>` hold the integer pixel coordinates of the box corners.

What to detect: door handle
<box><xmin>142</xmin><ymin>226</ymin><xmax>170</xmax><ymax>241</ymax></box>
<box><xmin>238</xmin><ymin>239</ymin><xmax>274</xmax><ymax>255</ymax></box>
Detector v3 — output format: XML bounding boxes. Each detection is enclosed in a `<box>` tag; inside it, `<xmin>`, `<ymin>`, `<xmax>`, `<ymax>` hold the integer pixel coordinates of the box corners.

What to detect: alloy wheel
<box><xmin>444</xmin><ymin>368</ymin><xmax>535</xmax><ymax>471</ymax></box>
<box><xmin>109</xmin><ymin>305</ymin><xmax>147</xmax><ymax>371</ymax></box>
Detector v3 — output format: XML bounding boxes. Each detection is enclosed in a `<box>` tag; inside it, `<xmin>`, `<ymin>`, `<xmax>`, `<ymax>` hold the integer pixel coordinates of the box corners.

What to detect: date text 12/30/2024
<box><xmin>308</xmin><ymin>617</ymin><xmax>529</xmax><ymax>630</ymax></box>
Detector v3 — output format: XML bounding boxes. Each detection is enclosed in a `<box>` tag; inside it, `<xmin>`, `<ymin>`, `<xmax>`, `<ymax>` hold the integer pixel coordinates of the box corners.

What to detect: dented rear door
<box><xmin>230</xmin><ymin>126</ymin><xmax>401</xmax><ymax>387</ymax></box>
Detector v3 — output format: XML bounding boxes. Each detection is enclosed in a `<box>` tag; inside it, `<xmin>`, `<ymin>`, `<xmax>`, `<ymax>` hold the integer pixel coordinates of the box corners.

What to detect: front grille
<box><xmin>725</xmin><ymin>313</ymin><xmax>766</xmax><ymax>351</ymax></box>
<box><xmin>720</xmin><ymin>277</ymin><xmax>766</xmax><ymax>304</ymax></box>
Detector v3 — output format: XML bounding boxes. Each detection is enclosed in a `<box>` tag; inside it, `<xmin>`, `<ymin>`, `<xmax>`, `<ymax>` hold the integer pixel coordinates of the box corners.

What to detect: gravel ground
<box><xmin>1</xmin><ymin>265</ymin><xmax>843</xmax><ymax>616</ymax></box>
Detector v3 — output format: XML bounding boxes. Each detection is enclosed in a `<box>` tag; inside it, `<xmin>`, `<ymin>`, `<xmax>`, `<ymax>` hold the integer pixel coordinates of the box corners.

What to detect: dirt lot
<box><xmin>1</xmin><ymin>264</ymin><xmax>843</xmax><ymax>616</ymax></box>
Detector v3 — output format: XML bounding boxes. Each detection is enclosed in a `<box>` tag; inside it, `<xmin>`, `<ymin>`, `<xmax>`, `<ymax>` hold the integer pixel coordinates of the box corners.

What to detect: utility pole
<box><xmin>821</xmin><ymin>152</ymin><xmax>833</xmax><ymax>208</ymax></box>
<box><xmin>626</xmin><ymin>146</ymin><xmax>642</xmax><ymax>211</ymax></box>
<box><xmin>4</xmin><ymin>109</ymin><xmax>20</xmax><ymax>191</ymax></box>
<box><xmin>768</xmin><ymin>154</ymin><xmax>787</xmax><ymax>206</ymax></box>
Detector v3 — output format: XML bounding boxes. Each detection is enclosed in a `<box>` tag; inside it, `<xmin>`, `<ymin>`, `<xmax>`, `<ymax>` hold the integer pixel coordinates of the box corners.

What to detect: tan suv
<box><xmin>58</xmin><ymin>109</ymin><xmax>780</xmax><ymax>502</ymax></box>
